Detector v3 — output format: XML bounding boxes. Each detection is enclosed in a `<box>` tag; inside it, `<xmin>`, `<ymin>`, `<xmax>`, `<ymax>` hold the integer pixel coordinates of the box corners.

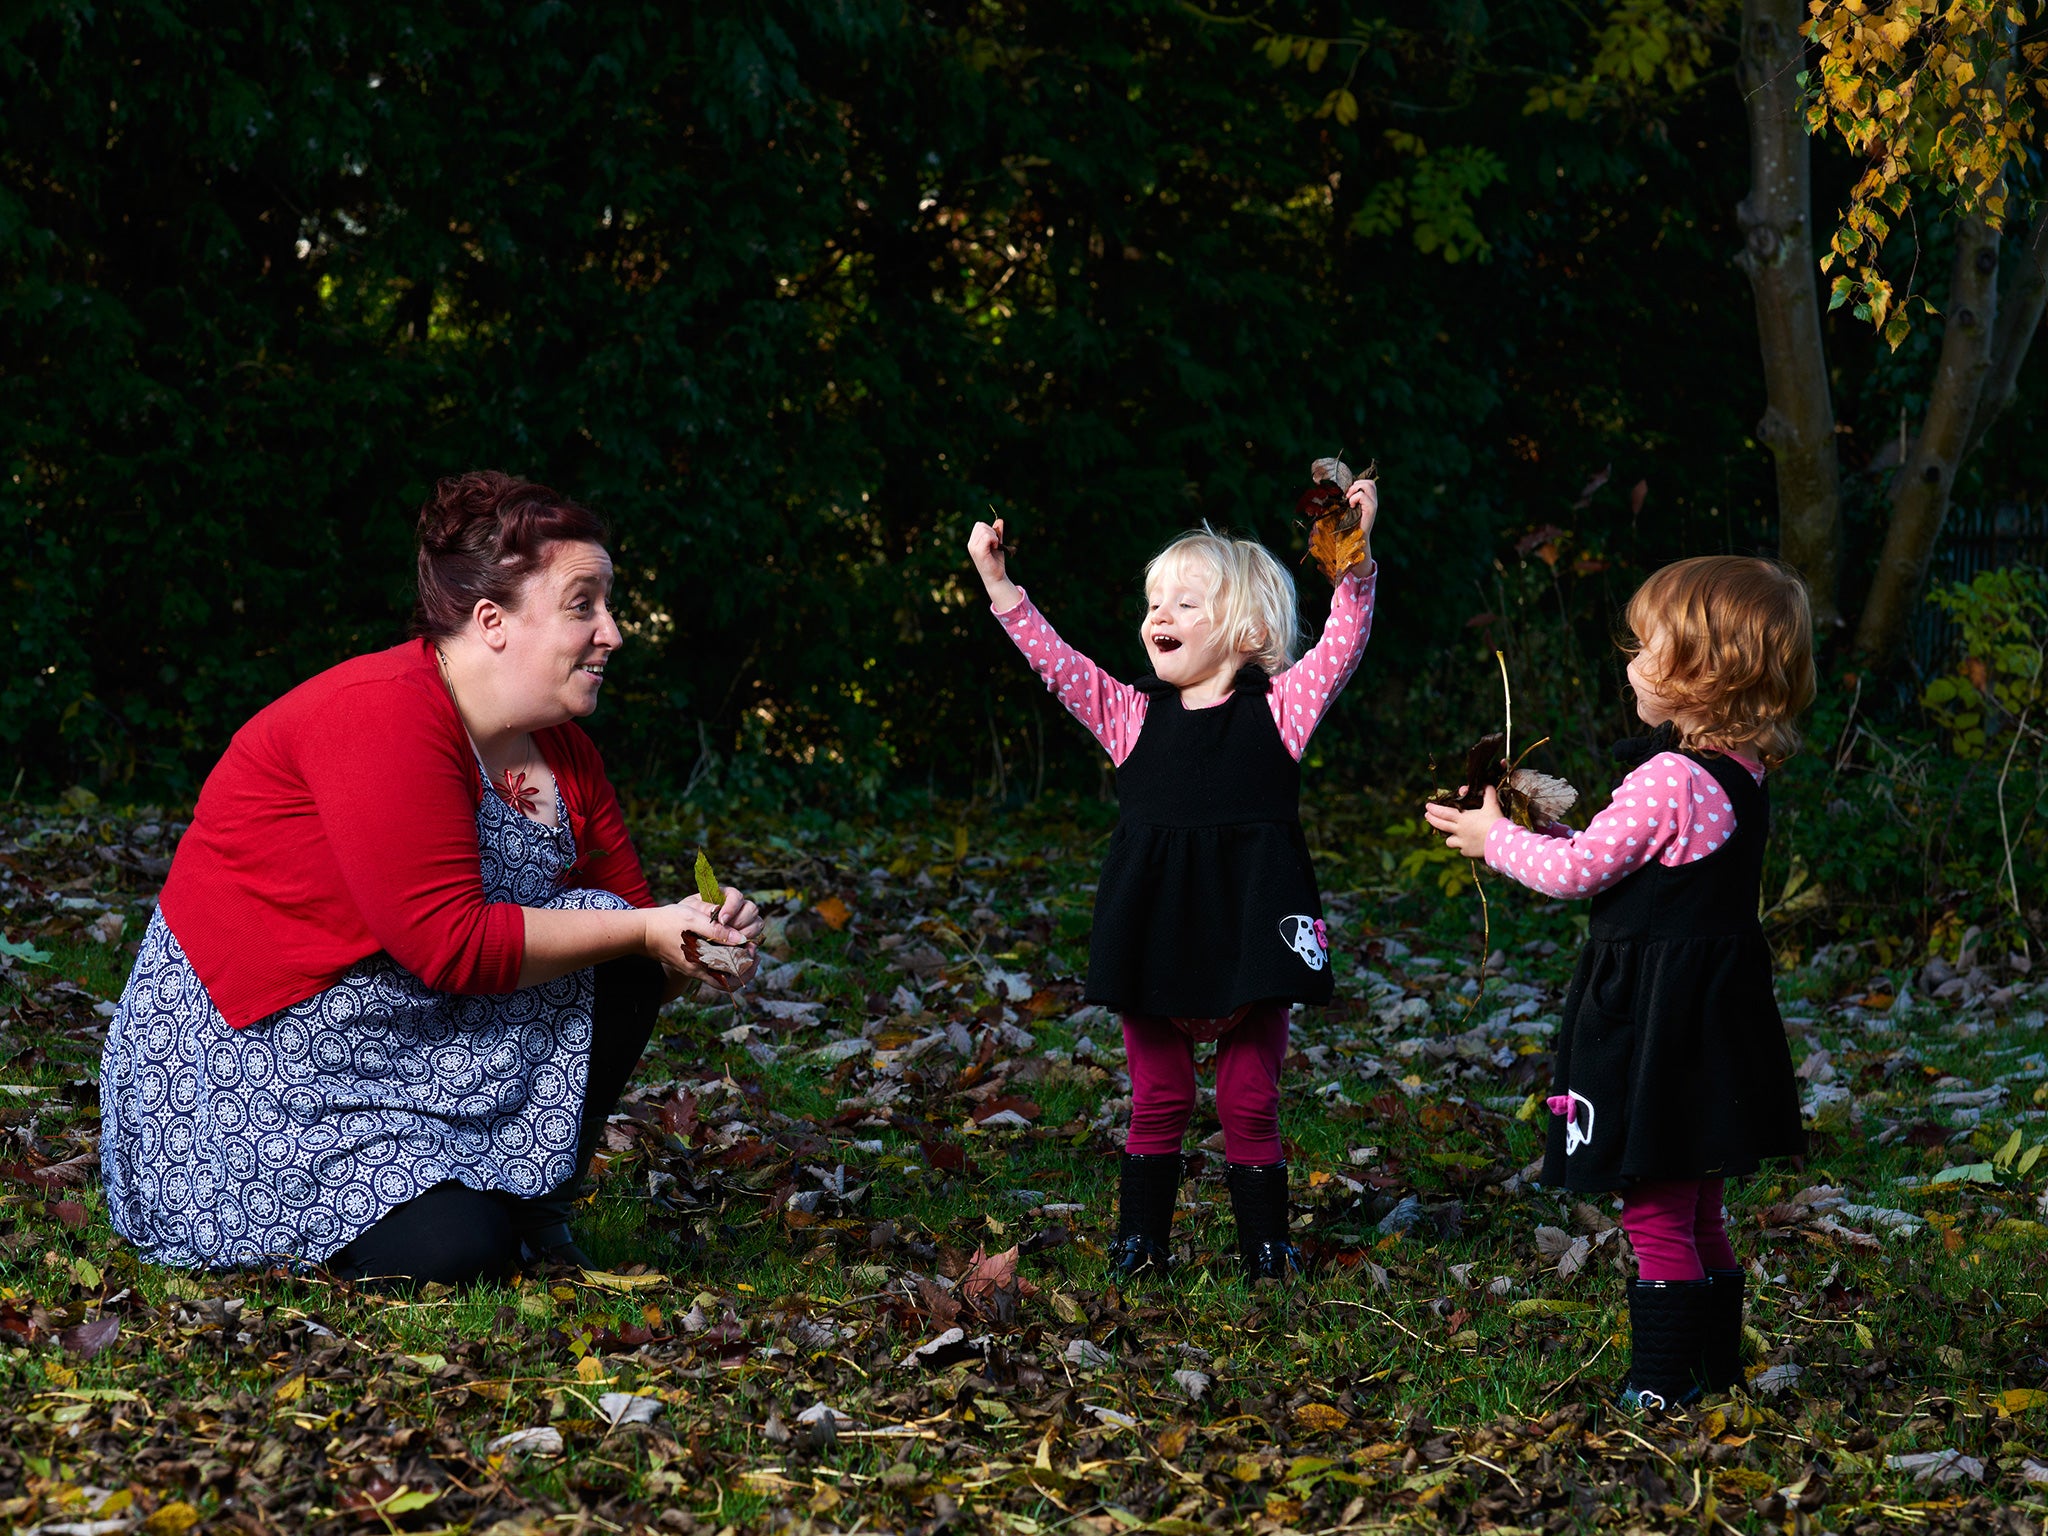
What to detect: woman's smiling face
<box><xmin>503</xmin><ymin>540</ymin><xmax>621</xmax><ymax>721</ymax></box>
<box><xmin>1140</xmin><ymin>557</ymin><xmax>1241</xmax><ymax>689</ymax></box>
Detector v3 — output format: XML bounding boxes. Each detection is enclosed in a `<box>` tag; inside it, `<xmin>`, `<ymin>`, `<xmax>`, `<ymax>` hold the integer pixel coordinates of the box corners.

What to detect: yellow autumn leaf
<box><xmin>580</xmin><ymin>1269</ymin><xmax>669</xmax><ymax>1292</ymax></box>
<box><xmin>274</xmin><ymin>1373</ymin><xmax>307</xmax><ymax>1405</ymax></box>
<box><xmin>2001</xmin><ymin>1388</ymin><xmax>2048</xmax><ymax>1413</ymax></box>
<box><xmin>1291</xmin><ymin>1402</ymin><xmax>1351</xmax><ymax>1434</ymax></box>
<box><xmin>575</xmin><ymin>1354</ymin><xmax>609</xmax><ymax>1383</ymax></box>
<box><xmin>142</xmin><ymin>1505</ymin><xmax>200</xmax><ymax>1536</ymax></box>
<box><xmin>694</xmin><ymin>849</ymin><xmax>721</xmax><ymax>904</ymax></box>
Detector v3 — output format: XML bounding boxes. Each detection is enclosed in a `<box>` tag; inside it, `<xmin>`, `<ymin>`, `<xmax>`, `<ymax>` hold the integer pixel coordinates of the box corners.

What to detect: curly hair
<box><xmin>1624</xmin><ymin>555</ymin><xmax>1817</xmax><ymax>770</ymax></box>
<box><xmin>1143</xmin><ymin>524</ymin><xmax>1303</xmax><ymax>676</ymax></box>
<box><xmin>409</xmin><ymin>471</ymin><xmax>609</xmax><ymax>639</ymax></box>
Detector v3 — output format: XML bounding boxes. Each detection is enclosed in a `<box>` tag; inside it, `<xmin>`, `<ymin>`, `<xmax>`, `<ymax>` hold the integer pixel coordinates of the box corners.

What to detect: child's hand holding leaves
<box><xmin>968</xmin><ymin>516</ymin><xmax>1022</xmax><ymax>613</ymax></box>
<box><xmin>1424</xmin><ymin>786</ymin><xmax>1503</xmax><ymax>857</ymax></box>
<box><xmin>1298</xmin><ymin>458</ymin><xmax>1378</xmax><ymax>582</ymax></box>
<box><xmin>1345</xmin><ymin>476</ymin><xmax>1378</xmax><ymax>550</ymax></box>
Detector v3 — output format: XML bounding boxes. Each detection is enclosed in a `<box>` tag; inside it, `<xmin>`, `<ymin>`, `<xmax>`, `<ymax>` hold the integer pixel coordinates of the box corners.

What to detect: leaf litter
<box><xmin>2</xmin><ymin>801</ymin><xmax>2048</xmax><ymax>1530</ymax></box>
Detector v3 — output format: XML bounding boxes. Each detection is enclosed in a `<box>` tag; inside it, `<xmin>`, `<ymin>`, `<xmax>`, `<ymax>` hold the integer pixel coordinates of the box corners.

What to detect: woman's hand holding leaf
<box><xmin>661</xmin><ymin>850</ymin><xmax>761</xmax><ymax>989</ymax></box>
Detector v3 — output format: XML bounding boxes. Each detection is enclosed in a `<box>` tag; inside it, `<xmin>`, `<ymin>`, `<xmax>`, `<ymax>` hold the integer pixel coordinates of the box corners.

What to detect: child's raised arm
<box><xmin>1268</xmin><ymin>479</ymin><xmax>1379</xmax><ymax>759</ymax></box>
<box><xmin>968</xmin><ymin>517</ymin><xmax>1150</xmax><ymax>765</ymax></box>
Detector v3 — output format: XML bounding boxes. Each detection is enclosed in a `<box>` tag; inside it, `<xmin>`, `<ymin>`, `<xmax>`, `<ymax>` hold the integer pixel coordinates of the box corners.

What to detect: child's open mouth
<box><xmin>1151</xmin><ymin>635</ymin><xmax>1182</xmax><ymax>653</ymax></box>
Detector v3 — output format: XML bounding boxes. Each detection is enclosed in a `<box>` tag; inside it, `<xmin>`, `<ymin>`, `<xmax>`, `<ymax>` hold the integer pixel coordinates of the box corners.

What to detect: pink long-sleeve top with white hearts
<box><xmin>1482</xmin><ymin>749</ymin><xmax>1763</xmax><ymax>899</ymax></box>
<box><xmin>991</xmin><ymin>565</ymin><xmax>1376</xmax><ymax>764</ymax></box>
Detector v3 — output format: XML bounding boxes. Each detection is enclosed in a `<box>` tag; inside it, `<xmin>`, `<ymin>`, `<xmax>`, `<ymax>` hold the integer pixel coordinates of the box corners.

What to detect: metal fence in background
<box><xmin>1911</xmin><ymin>503</ymin><xmax>2048</xmax><ymax>673</ymax></box>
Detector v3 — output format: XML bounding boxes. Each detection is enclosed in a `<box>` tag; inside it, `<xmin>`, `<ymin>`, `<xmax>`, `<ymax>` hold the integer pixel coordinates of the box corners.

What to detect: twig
<box><xmin>1614</xmin><ymin>1425</ymin><xmax>1681</xmax><ymax>1468</ymax></box>
<box><xmin>1462</xmin><ymin>650</ymin><xmax>1514</xmax><ymax>1017</ymax></box>
<box><xmin>1994</xmin><ymin>651</ymin><xmax>2042</xmax><ymax>955</ymax></box>
<box><xmin>1537</xmin><ymin>1329</ymin><xmax>1615</xmax><ymax>1404</ymax></box>
<box><xmin>1461</xmin><ymin>1452</ymin><xmax>1524</xmax><ymax>1494</ymax></box>
<box><xmin>1830</xmin><ymin>672</ymin><xmax>1864</xmax><ymax>783</ymax></box>
<box><xmin>1320</xmin><ymin>1301</ymin><xmax>1446</xmax><ymax>1352</ymax></box>
<box><xmin>1497</xmin><ymin>648</ymin><xmax>1513</xmax><ymax>766</ymax></box>
<box><xmin>1463</xmin><ymin>869</ymin><xmax>1492</xmax><ymax>1018</ymax></box>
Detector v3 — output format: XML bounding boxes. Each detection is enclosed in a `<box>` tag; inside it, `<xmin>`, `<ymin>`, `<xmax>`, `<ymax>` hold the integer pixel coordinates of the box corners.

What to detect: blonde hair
<box><xmin>1623</xmin><ymin>556</ymin><xmax>1817</xmax><ymax>770</ymax></box>
<box><xmin>1144</xmin><ymin>524</ymin><xmax>1302</xmax><ymax>675</ymax></box>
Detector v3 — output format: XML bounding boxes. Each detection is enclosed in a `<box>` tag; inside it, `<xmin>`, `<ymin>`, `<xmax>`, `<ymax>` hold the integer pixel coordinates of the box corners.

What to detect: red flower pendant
<box><xmin>499</xmin><ymin>768</ymin><xmax>541</xmax><ymax>817</ymax></box>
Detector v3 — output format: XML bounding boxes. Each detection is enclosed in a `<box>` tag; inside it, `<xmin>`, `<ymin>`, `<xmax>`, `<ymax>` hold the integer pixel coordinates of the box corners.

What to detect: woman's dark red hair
<box><xmin>409</xmin><ymin>471</ymin><xmax>609</xmax><ymax>639</ymax></box>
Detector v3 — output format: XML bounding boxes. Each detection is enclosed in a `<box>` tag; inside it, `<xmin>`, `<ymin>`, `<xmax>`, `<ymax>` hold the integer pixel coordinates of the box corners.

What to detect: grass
<box><xmin>3</xmin><ymin>791</ymin><xmax>2048</xmax><ymax>1534</ymax></box>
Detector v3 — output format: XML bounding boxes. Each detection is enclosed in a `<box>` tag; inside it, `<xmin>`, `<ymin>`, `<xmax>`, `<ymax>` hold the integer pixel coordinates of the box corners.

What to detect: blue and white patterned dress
<box><xmin>101</xmin><ymin>777</ymin><xmax>632</xmax><ymax>1269</ymax></box>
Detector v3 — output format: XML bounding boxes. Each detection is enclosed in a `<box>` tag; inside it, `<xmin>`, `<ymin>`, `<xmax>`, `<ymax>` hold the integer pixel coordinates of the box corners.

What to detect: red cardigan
<box><xmin>160</xmin><ymin>639</ymin><xmax>655</xmax><ymax>1028</ymax></box>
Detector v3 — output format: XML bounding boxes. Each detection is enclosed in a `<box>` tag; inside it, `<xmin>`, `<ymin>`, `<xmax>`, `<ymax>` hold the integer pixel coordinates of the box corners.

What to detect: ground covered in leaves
<box><xmin>5</xmin><ymin>792</ymin><xmax>2048</xmax><ymax>1534</ymax></box>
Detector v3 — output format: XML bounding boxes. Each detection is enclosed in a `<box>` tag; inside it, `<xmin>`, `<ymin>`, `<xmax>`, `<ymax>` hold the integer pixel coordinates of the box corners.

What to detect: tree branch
<box><xmin>1853</xmin><ymin>215</ymin><xmax>2002</xmax><ymax>662</ymax></box>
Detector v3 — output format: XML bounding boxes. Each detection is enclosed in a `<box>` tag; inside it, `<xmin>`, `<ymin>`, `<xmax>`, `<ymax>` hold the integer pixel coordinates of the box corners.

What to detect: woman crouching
<box><xmin>100</xmin><ymin>472</ymin><xmax>757</xmax><ymax>1285</ymax></box>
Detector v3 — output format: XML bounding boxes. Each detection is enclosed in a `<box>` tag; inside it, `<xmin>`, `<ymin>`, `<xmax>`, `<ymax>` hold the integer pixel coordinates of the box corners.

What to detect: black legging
<box><xmin>329</xmin><ymin>956</ymin><xmax>665</xmax><ymax>1285</ymax></box>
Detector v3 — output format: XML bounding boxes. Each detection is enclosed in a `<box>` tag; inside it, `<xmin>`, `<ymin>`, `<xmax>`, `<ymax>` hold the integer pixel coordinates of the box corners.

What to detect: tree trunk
<box><xmin>1963</xmin><ymin>214</ymin><xmax>2048</xmax><ymax>461</ymax></box>
<box><xmin>1735</xmin><ymin>0</ymin><xmax>1843</xmax><ymax>627</ymax></box>
<box><xmin>1852</xmin><ymin>216</ymin><xmax>2002</xmax><ymax>663</ymax></box>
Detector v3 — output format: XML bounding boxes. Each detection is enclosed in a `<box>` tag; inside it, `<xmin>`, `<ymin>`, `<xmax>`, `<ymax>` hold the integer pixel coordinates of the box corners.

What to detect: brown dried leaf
<box><xmin>681</xmin><ymin>932</ymin><xmax>755</xmax><ymax>991</ymax></box>
<box><xmin>916</xmin><ymin>1277</ymin><xmax>961</xmax><ymax>1328</ymax></box>
<box><xmin>23</xmin><ymin>1148</ymin><xmax>96</xmax><ymax>1191</ymax></box>
<box><xmin>957</xmin><ymin>1244</ymin><xmax>1019</xmax><ymax>1303</ymax></box>
<box><xmin>58</xmin><ymin>1314</ymin><xmax>120</xmax><ymax>1359</ymax></box>
<box><xmin>971</xmin><ymin>1096</ymin><xmax>1041</xmax><ymax>1125</ymax></box>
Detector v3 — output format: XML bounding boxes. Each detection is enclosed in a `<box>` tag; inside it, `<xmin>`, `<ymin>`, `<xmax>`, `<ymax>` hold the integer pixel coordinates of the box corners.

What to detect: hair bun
<box><xmin>408</xmin><ymin>471</ymin><xmax>609</xmax><ymax>639</ymax></box>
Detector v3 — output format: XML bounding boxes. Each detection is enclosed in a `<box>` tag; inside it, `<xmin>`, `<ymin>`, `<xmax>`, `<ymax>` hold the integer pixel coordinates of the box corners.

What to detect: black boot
<box><xmin>508</xmin><ymin>1178</ymin><xmax>595</xmax><ymax>1270</ymax></box>
<box><xmin>1701</xmin><ymin>1268</ymin><xmax>1746</xmax><ymax>1393</ymax></box>
<box><xmin>1108</xmin><ymin>1153</ymin><xmax>1183</xmax><ymax>1278</ymax></box>
<box><xmin>505</xmin><ymin>956</ymin><xmax>664</xmax><ymax>1271</ymax></box>
<box><xmin>1225</xmin><ymin>1161</ymin><xmax>1301</xmax><ymax>1279</ymax></box>
<box><xmin>1619</xmin><ymin>1277</ymin><xmax>1714</xmax><ymax>1411</ymax></box>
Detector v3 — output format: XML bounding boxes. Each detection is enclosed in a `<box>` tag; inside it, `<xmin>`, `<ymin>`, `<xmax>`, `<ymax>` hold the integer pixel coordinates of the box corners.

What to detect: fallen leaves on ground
<box><xmin>2</xmin><ymin>799</ymin><xmax>2047</xmax><ymax>1531</ymax></box>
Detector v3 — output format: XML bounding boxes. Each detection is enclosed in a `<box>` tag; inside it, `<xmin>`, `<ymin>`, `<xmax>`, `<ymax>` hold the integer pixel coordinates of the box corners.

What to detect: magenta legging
<box><xmin>1121</xmin><ymin>1005</ymin><xmax>1289</xmax><ymax>1165</ymax></box>
<box><xmin>1618</xmin><ymin>1179</ymin><xmax>1740</xmax><ymax>1281</ymax></box>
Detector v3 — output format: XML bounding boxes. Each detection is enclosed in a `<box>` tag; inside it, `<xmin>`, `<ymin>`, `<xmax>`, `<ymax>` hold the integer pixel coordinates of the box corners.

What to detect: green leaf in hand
<box><xmin>694</xmin><ymin>850</ymin><xmax>722</xmax><ymax>905</ymax></box>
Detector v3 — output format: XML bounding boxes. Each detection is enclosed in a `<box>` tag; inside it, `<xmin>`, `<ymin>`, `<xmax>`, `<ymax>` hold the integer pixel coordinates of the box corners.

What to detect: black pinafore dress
<box><xmin>1084</xmin><ymin>669</ymin><xmax>1334</xmax><ymax>1023</ymax></box>
<box><xmin>1541</xmin><ymin>740</ymin><xmax>1805</xmax><ymax>1192</ymax></box>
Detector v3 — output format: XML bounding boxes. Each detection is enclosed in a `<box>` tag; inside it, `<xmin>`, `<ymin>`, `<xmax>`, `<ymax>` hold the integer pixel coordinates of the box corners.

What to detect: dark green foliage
<box><xmin>3</xmin><ymin>0</ymin><xmax>2041</xmax><ymax>957</ymax></box>
<box><xmin>3</xmin><ymin>0</ymin><xmax>1778</xmax><ymax>800</ymax></box>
